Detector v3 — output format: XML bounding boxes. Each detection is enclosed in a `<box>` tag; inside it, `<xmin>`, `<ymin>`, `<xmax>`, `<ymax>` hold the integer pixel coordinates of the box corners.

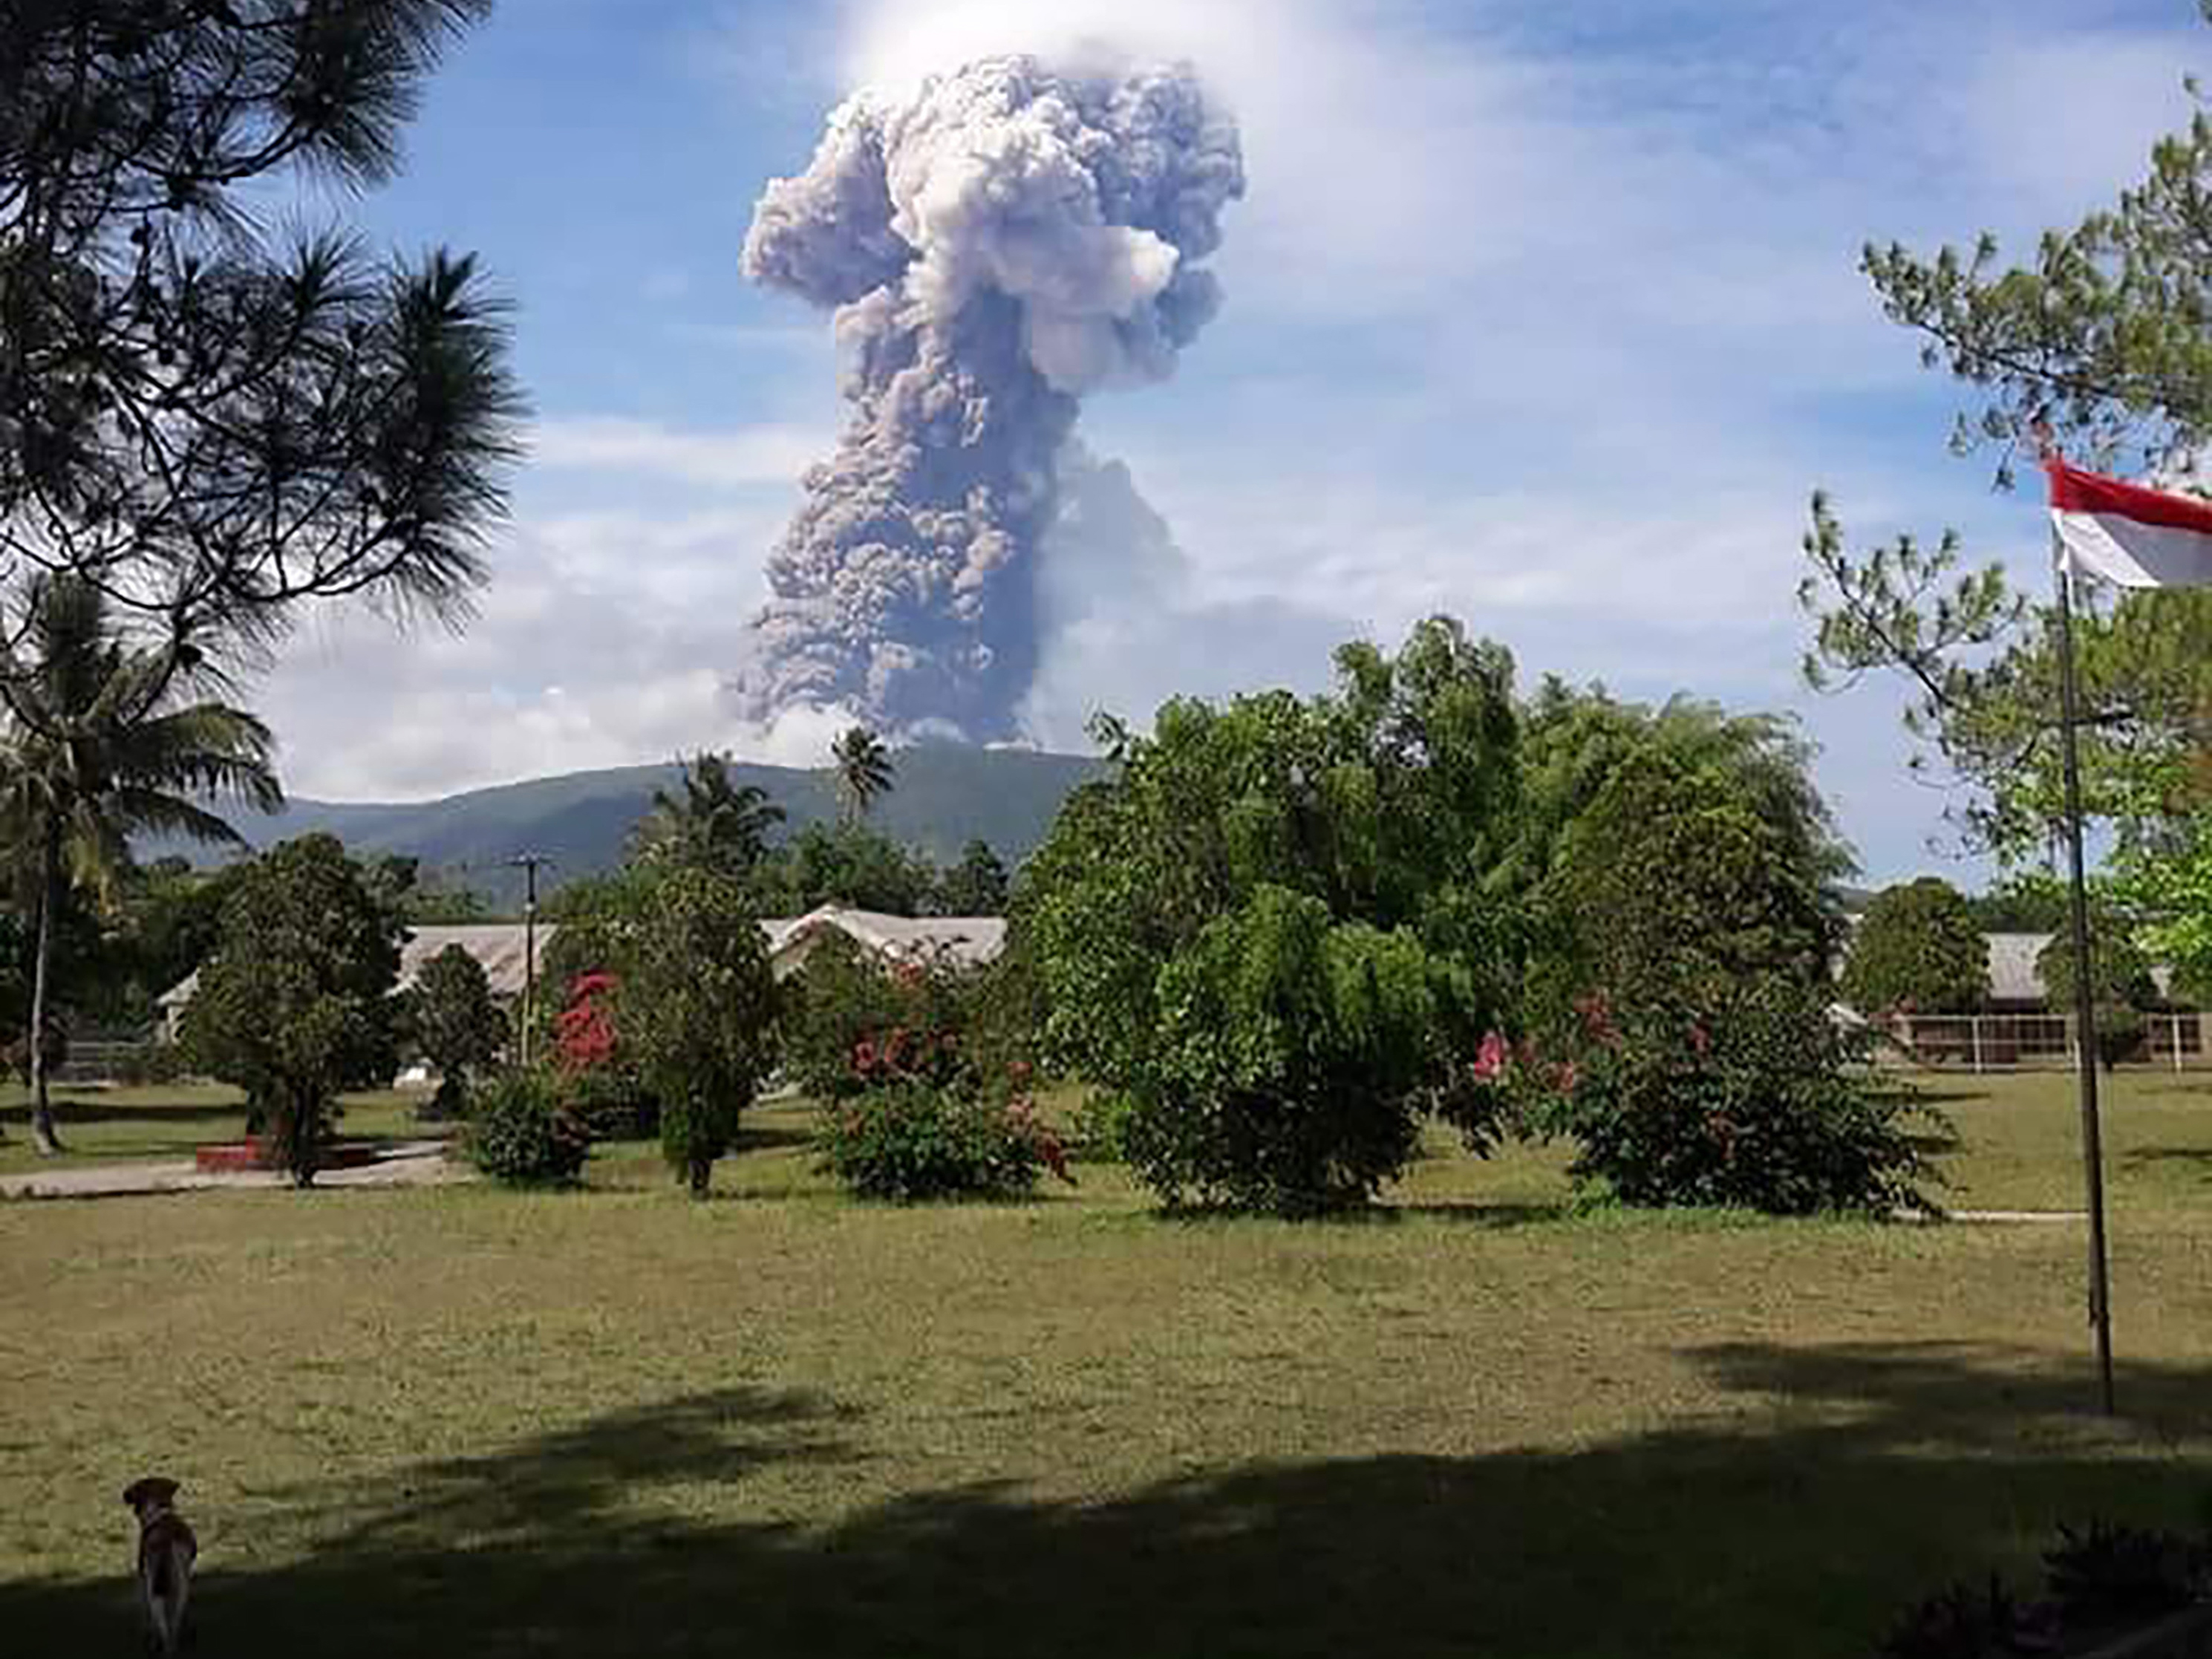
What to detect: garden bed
<box><xmin>194</xmin><ymin>1138</ymin><xmax>385</xmax><ymax>1173</ymax></box>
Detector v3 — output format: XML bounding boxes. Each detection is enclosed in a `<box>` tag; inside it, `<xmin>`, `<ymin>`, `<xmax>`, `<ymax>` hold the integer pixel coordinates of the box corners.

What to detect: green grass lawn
<box><xmin>3</xmin><ymin>1070</ymin><xmax>2210</xmax><ymax>1658</ymax></box>
<box><xmin>0</xmin><ymin>1083</ymin><xmax>432</xmax><ymax>1175</ymax></box>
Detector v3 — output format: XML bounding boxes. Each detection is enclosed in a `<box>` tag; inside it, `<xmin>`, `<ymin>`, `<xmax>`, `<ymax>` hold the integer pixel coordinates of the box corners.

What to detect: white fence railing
<box><xmin>1881</xmin><ymin>1012</ymin><xmax>2208</xmax><ymax>1073</ymax></box>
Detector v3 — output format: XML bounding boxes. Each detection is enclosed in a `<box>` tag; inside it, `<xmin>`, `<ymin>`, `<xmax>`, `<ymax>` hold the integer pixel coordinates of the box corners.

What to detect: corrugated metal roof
<box><xmin>401</xmin><ymin>925</ymin><xmax>561</xmax><ymax>1000</ymax></box>
<box><xmin>159</xmin><ymin>910</ymin><xmax>1008</xmax><ymax>1013</ymax></box>
<box><xmin>772</xmin><ymin>906</ymin><xmax>1008</xmax><ymax>971</ymax></box>
<box><xmin>1984</xmin><ymin>930</ymin><xmax>2181</xmax><ymax>1005</ymax></box>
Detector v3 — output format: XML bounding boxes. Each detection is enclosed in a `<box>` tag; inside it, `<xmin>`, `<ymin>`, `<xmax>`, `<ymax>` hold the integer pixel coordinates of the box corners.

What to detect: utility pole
<box><xmin>509</xmin><ymin>853</ymin><xmax>554</xmax><ymax>1069</ymax></box>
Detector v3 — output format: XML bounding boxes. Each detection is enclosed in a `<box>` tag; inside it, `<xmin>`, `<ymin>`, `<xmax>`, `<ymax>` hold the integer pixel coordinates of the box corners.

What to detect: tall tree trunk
<box><xmin>28</xmin><ymin>830</ymin><xmax>62</xmax><ymax>1157</ymax></box>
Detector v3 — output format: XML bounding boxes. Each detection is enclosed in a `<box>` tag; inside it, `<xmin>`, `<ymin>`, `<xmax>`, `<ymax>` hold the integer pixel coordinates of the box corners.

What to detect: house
<box><xmin>156</xmin><ymin>907</ymin><xmax>1008</xmax><ymax>1040</ymax></box>
<box><xmin>1867</xmin><ymin>931</ymin><xmax>2204</xmax><ymax>1070</ymax></box>
<box><xmin>764</xmin><ymin>906</ymin><xmax>1008</xmax><ymax>979</ymax></box>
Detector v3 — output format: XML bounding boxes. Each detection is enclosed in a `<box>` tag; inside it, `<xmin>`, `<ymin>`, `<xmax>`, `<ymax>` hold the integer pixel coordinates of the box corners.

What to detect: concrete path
<box><xmin>1896</xmin><ymin>1207</ymin><xmax>2089</xmax><ymax>1225</ymax></box>
<box><xmin>0</xmin><ymin>1141</ymin><xmax>472</xmax><ymax>1201</ymax></box>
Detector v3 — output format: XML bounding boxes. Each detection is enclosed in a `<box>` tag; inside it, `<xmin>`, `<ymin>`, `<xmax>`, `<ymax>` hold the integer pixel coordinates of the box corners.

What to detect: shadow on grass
<box><xmin>4</xmin><ymin>1345</ymin><xmax>2208</xmax><ymax>1659</ymax></box>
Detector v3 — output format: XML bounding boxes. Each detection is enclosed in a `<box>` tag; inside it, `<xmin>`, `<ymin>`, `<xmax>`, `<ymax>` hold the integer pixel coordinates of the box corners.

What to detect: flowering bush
<box><xmin>1499</xmin><ymin>978</ymin><xmax>1936</xmax><ymax>1216</ymax></box>
<box><xmin>816</xmin><ymin>1078</ymin><xmax>1072</xmax><ymax>1202</ymax></box>
<box><xmin>555</xmin><ymin>971</ymin><xmax>620</xmax><ymax>1070</ymax></box>
<box><xmin>784</xmin><ymin>933</ymin><xmax>964</xmax><ymax>1101</ymax></box>
<box><xmin>552</xmin><ymin>971</ymin><xmax>658</xmax><ymax>1140</ymax></box>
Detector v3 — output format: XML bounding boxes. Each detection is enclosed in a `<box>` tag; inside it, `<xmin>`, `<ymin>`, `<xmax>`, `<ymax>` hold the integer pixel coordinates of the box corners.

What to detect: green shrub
<box><xmin>112</xmin><ymin>1040</ymin><xmax>186</xmax><ymax>1087</ymax></box>
<box><xmin>1069</xmin><ymin>1086</ymin><xmax>1135</xmax><ymax>1163</ymax></box>
<box><xmin>178</xmin><ymin>835</ymin><xmax>402</xmax><ymax>1187</ymax></box>
<box><xmin>1840</xmin><ymin>878</ymin><xmax>1989</xmax><ymax>1017</ymax></box>
<box><xmin>623</xmin><ymin>867</ymin><xmax>780</xmax><ymax>1198</ymax></box>
<box><xmin>817</xmin><ymin>1080</ymin><xmax>1070</xmax><ymax>1202</ymax></box>
<box><xmin>2043</xmin><ymin>1522</ymin><xmax>2208</xmax><ymax>1624</ymax></box>
<box><xmin>1114</xmin><ymin>887</ymin><xmax>1475</xmax><ymax>1215</ymax></box>
<box><xmin>560</xmin><ymin>1063</ymin><xmax>660</xmax><ymax>1141</ymax></box>
<box><xmin>1019</xmin><ymin>620</ymin><xmax>1525</xmax><ymax>1217</ymax></box>
<box><xmin>463</xmin><ymin>1072</ymin><xmax>591</xmax><ymax>1187</ymax></box>
<box><xmin>402</xmin><ymin>944</ymin><xmax>507</xmax><ymax>1121</ymax></box>
<box><xmin>1510</xmin><ymin>979</ymin><xmax>1935</xmax><ymax>1216</ymax></box>
<box><xmin>783</xmin><ymin>932</ymin><xmax>934</xmax><ymax>1101</ymax></box>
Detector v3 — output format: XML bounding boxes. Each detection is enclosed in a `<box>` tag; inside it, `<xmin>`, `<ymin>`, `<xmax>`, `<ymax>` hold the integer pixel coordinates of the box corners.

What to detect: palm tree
<box><xmin>0</xmin><ymin>576</ymin><xmax>281</xmax><ymax>1155</ymax></box>
<box><xmin>633</xmin><ymin>751</ymin><xmax>785</xmax><ymax>875</ymax></box>
<box><xmin>830</xmin><ymin>727</ymin><xmax>895</xmax><ymax>825</ymax></box>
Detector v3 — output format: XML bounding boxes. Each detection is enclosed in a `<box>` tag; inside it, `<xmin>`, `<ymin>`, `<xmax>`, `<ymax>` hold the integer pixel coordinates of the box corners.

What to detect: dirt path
<box><xmin>0</xmin><ymin>1141</ymin><xmax>472</xmax><ymax>1201</ymax></box>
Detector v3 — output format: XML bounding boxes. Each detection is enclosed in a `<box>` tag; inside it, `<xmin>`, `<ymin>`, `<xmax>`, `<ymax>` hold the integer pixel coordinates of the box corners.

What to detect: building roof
<box><xmin>401</xmin><ymin>925</ymin><xmax>561</xmax><ymax>999</ymax></box>
<box><xmin>158</xmin><ymin>910</ymin><xmax>1008</xmax><ymax>1014</ymax></box>
<box><xmin>1974</xmin><ymin>933</ymin><xmax>2177</xmax><ymax>1007</ymax></box>
<box><xmin>770</xmin><ymin>906</ymin><xmax>1008</xmax><ymax>971</ymax></box>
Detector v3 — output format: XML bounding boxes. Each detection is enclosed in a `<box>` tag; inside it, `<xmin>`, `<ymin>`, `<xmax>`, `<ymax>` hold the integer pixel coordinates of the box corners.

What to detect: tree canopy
<box><xmin>0</xmin><ymin>573</ymin><xmax>278</xmax><ymax>1150</ymax></box>
<box><xmin>0</xmin><ymin>0</ymin><xmax>523</xmax><ymax>667</ymax></box>
<box><xmin>1019</xmin><ymin>616</ymin><xmax>1524</xmax><ymax>1214</ymax></box>
<box><xmin>1839</xmin><ymin>879</ymin><xmax>1991</xmax><ymax>1017</ymax></box>
<box><xmin>632</xmin><ymin>752</ymin><xmax>785</xmax><ymax>876</ymax></box>
<box><xmin>933</xmin><ymin>838</ymin><xmax>1009</xmax><ymax>916</ymax></box>
<box><xmin>1799</xmin><ymin>8</ymin><xmax>2212</xmax><ymax>869</ymax></box>
<box><xmin>403</xmin><ymin>942</ymin><xmax>506</xmax><ymax>1119</ymax></box>
<box><xmin>1510</xmin><ymin>679</ymin><xmax>1854</xmax><ymax>897</ymax></box>
<box><xmin>178</xmin><ymin>834</ymin><xmax>404</xmax><ymax>1184</ymax></box>
<box><xmin>614</xmin><ymin>865</ymin><xmax>780</xmax><ymax>1199</ymax></box>
<box><xmin>831</xmin><ymin>727</ymin><xmax>895</xmax><ymax>823</ymax></box>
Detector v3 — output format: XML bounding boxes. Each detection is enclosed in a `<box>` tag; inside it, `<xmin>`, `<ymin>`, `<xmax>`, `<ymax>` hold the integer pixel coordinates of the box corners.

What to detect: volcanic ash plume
<box><xmin>735</xmin><ymin>56</ymin><xmax>1245</xmax><ymax>739</ymax></box>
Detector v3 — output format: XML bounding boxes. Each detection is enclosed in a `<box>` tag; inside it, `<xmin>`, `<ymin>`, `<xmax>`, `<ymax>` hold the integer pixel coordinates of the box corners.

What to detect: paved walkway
<box><xmin>1896</xmin><ymin>1207</ymin><xmax>2088</xmax><ymax>1225</ymax></box>
<box><xmin>0</xmin><ymin>1141</ymin><xmax>472</xmax><ymax>1201</ymax></box>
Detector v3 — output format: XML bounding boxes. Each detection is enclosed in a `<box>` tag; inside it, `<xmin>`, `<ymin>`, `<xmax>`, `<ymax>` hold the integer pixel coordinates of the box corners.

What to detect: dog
<box><xmin>122</xmin><ymin>1476</ymin><xmax>198</xmax><ymax>1655</ymax></box>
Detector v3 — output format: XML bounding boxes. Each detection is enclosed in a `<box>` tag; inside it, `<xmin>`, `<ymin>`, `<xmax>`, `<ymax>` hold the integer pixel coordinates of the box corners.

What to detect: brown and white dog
<box><xmin>122</xmin><ymin>1476</ymin><xmax>198</xmax><ymax>1655</ymax></box>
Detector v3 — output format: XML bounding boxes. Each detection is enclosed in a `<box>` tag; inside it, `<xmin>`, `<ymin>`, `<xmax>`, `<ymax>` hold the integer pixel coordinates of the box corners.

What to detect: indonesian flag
<box><xmin>2047</xmin><ymin>455</ymin><xmax>2212</xmax><ymax>588</ymax></box>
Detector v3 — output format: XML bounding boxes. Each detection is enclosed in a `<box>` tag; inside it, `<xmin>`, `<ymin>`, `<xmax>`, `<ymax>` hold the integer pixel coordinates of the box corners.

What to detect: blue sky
<box><xmin>261</xmin><ymin>0</ymin><xmax>2209</xmax><ymax>882</ymax></box>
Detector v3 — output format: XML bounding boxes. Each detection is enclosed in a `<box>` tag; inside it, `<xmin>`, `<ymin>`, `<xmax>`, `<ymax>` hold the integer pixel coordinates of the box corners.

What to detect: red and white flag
<box><xmin>2046</xmin><ymin>455</ymin><xmax>2212</xmax><ymax>588</ymax></box>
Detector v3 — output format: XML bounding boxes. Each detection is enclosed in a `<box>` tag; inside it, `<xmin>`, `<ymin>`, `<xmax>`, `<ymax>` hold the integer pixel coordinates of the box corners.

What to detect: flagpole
<box><xmin>2052</xmin><ymin>532</ymin><xmax>2117</xmax><ymax>1416</ymax></box>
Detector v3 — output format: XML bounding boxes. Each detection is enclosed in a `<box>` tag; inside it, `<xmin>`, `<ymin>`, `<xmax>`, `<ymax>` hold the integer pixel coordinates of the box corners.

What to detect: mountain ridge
<box><xmin>181</xmin><ymin>746</ymin><xmax>1109</xmax><ymax>907</ymax></box>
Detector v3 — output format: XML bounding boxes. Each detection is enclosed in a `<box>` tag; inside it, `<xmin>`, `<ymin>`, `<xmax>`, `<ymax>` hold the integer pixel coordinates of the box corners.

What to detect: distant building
<box><xmin>156</xmin><ymin>907</ymin><xmax>1007</xmax><ymax>1041</ymax></box>
<box><xmin>1853</xmin><ymin>931</ymin><xmax>2203</xmax><ymax>1071</ymax></box>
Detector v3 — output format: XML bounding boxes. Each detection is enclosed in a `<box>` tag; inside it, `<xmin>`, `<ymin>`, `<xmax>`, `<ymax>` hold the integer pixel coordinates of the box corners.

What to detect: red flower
<box><xmin>1689</xmin><ymin>1023</ymin><xmax>1712</xmax><ymax>1057</ymax></box>
<box><xmin>554</xmin><ymin>972</ymin><xmax>622</xmax><ymax>1072</ymax></box>
<box><xmin>1548</xmin><ymin>1060</ymin><xmax>1579</xmax><ymax>1095</ymax></box>
<box><xmin>1470</xmin><ymin>1031</ymin><xmax>1509</xmax><ymax>1083</ymax></box>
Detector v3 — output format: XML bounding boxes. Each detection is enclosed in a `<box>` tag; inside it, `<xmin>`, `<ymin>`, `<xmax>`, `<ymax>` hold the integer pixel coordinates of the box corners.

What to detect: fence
<box><xmin>1883</xmin><ymin>1011</ymin><xmax>2208</xmax><ymax>1073</ymax></box>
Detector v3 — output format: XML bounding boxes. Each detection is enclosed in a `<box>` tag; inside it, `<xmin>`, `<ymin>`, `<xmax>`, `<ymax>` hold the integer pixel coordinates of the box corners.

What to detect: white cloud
<box><xmin>252</xmin><ymin>0</ymin><xmax>2212</xmax><ymax>887</ymax></box>
<box><xmin>1947</xmin><ymin>26</ymin><xmax>2201</xmax><ymax>222</ymax></box>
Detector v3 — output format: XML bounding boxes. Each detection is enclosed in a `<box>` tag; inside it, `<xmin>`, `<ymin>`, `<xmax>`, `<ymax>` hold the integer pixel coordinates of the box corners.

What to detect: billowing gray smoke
<box><xmin>736</xmin><ymin>56</ymin><xmax>1245</xmax><ymax>740</ymax></box>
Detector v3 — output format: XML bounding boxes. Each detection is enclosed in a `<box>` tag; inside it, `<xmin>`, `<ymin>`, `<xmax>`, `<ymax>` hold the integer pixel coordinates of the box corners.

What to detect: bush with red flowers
<box><xmin>1499</xmin><ymin>977</ymin><xmax>1935</xmax><ymax>1216</ymax></box>
<box><xmin>816</xmin><ymin>1076</ymin><xmax>1073</xmax><ymax>1202</ymax></box>
<box><xmin>793</xmin><ymin>936</ymin><xmax>1069</xmax><ymax>1201</ymax></box>
<box><xmin>550</xmin><ymin>970</ymin><xmax>659</xmax><ymax>1141</ymax></box>
<box><xmin>785</xmin><ymin>933</ymin><xmax>969</xmax><ymax>1101</ymax></box>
